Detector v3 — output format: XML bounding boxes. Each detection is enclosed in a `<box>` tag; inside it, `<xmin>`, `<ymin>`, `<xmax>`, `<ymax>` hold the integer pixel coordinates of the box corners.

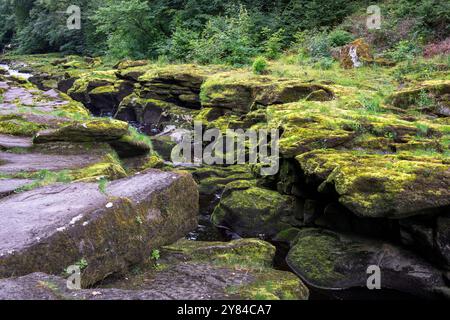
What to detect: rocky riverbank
<box><xmin>0</xmin><ymin>53</ymin><xmax>449</xmax><ymax>299</ymax></box>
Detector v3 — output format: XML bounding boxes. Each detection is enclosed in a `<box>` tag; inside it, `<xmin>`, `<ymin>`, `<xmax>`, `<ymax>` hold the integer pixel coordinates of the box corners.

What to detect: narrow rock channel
<box><xmin>0</xmin><ymin>55</ymin><xmax>449</xmax><ymax>300</ymax></box>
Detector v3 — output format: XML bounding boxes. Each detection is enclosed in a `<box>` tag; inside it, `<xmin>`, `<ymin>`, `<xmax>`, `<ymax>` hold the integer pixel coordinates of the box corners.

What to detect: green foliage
<box><xmin>357</xmin><ymin>94</ymin><xmax>383</xmax><ymax>114</ymax></box>
<box><xmin>91</xmin><ymin>0</ymin><xmax>159</xmax><ymax>59</ymax></box>
<box><xmin>97</xmin><ymin>177</ymin><xmax>108</xmax><ymax>194</ymax></box>
<box><xmin>313</xmin><ymin>57</ymin><xmax>334</xmax><ymax>70</ymax></box>
<box><xmin>328</xmin><ymin>29</ymin><xmax>354</xmax><ymax>47</ymax></box>
<box><xmin>252</xmin><ymin>56</ymin><xmax>268</xmax><ymax>74</ymax></box>
<box><xmin>262</xmin><ymin>28</ymin><xmax>285</xmax><ymax>59</ymax></box>
<box><xmin>295</xmin><ymin>29</ymin><xmax>331</xmax><ymax>61</ymax></box>
<box><xmin>160</xmin><ymin>27</ymin><xmax>198</xmax><ymax>62</ymax></box>
<box><xmin>2</xmin><ymin>0</ymin><xmax>447</xmax><ymax>66</ymax></box>
<box><xmin>190</xmin><ymin>6</ymin><xmax>257</xmax><ymax>66</ymax></box>
<box><xmin>386</xmin><ymin>40</ymin><xmax>422</xmax><ymax>62</ymax></box>
<box><xmin>151</xmin><ymin>249</ymin><xmax>161</xmax><ymax>262</ymax></box>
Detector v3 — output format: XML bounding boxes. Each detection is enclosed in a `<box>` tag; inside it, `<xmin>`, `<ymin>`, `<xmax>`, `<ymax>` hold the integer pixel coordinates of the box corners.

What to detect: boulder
<box><xmin>287</xmin><ymin>228</ymin><xmax>446</xmax><ymax>298</ymax></box>
<box><xmin>211</xmin><ymin>182</ymin><xmax>301</xmax><ymax>238</ymax></box>
<box><xmin>32</xmin><ymin>119</ymin><xmax>150</xmax><ymax>157</ymax></box>
<box><xmin>0</xmin><ymin>238</ymin><xmax>309</xmax><ymax>300</ymax></box>
<box><xmin>190</xmin><ymin>166</ymin><xmax>254</xmax><ymax>215</ymax></box>
<box><xmin>0</xmin><ymin>134</ymin><xmax>33</xmax><ymax>149</ymax></box>
<box><xmin>0</xmin><ymin>170</ymin><xmax>199</xmax><ymax>287</ymax></box>
<box><xmin>136</xmin><ymin>65</ymin><xmax>210</xmax><ymax>110</ymax></box>
<box><xmin>114</xmin><ymin>60</ymin><xmax>149</xmax><ymax>70</ymax></box>
<box><xmin>339</xmin><ymin>38</ymin><xmax>373</xmax><ymax>69</ymax></box>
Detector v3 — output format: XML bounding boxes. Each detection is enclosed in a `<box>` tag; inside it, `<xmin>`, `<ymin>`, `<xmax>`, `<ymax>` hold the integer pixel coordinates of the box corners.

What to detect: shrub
<box><xmin>294</xmin><ymin>29</ymin><xmax>331</xmax><ymax>61</ymax></box>
<box><xmin>386</xmin><ymin>40</ymin><xmax>422</xmax><ymax>62</ymax></box>
<box><xmin>263</xmin><ymin>28</ymin><xmax>285</xmax><ymax>59</ymax></box>
<box><xmin>328</xmin><ymin>29</ymin><xmax>354</xmax><ymax>47</ymax></box>
<box><xmin>313</xmin><ymin>57</ymin><xmax>334</xmax><ymax>70</ymax></box>
<box><xmin>161</xmin><ymin>27</ymin><xmax>198</xmax><ymax>62</ymax></box>
<box><xmin>252</xmin><ymin>56</ymin><xmax>268</xmax><ymax>74</ymax></box>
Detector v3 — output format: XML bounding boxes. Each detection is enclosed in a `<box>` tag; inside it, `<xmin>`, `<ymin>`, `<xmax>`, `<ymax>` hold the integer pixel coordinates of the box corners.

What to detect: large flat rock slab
<box><xmin>0</xmin><ymin>151</ymin><xmax>104</xmax><ymax>174</ymax></box>
<box><xmin>0</xmin><ymin>135</ymin><xmax>33</xmax><ymax>149</ymax></box>
<box><xmin>0</xmin><ymin>179</ymin><xmax>34</xmax><ymax>198</ymax></box>
<box><xmin>0</xmin><ymin>170</ymin><xmax>199</xmax><ymax>286</ymax></box>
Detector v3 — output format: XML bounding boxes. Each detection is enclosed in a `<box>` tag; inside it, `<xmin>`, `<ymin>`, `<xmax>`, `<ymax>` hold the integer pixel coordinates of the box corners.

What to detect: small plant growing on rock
<box><xmin>151</xmin><ymin>249</ymin><xmax>160</xmax><ymax>261</ymax></box>
<box><xmin>97</xmin><ymin>177</ymin><xmax>108</xmax><ymax>194</ymax></box>
<box><xmin>252</xmin><ymin>57</ymin><xmax>268</xmax><ymax>75</ymax></box>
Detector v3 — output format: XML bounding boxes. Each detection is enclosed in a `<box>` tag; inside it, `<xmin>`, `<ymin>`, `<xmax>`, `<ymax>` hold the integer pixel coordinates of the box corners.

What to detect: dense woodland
<box><xmin>1</xmin><ymin>0</ymin><xmax>449</xmax><ymax>64</ymax></box>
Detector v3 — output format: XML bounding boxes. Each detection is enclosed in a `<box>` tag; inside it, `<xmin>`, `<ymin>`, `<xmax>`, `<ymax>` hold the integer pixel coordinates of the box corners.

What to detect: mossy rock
<box><xmin>339</xmin><ymin>38</ymin><xmax>373</xmax><ymax>69</ymax></box>
<box><xmin>296</xmin><ymin>149</ymin><xmax>450</xmax><ymax>218</ymax></box>
<box><xmin>201</xmin><ymin>72</ymin><xmax>334</xmax><ymax>114</ymax></box>
<box><xmin>109</xmin><ymin>133</ymin><xmax>151</xmax><ymax>158</ymax></box>
<box><xmin>33</xmin><ymin>119</ymin><xmax>129</xmax><ymax>143</ymax></box>
<box><xmin>162</xmin><ymin>238</ymin><xmax>309</xmax><ymax>300</ymax></box>
<box><xmin>287</xmin><ymin>228</ymin><xmax>444</xmax><ymax>298</ymax></box>
<box><xmin>211</xmin><ymin>184</ymin><xmax>300</xmax><ymax>238</ymax></box>
<box><xmin>115</xmin><ymin>94</ymin><xmax>199</xmax><ymax>132</ymax></box>
<box><xmin>114</xmin><ymin>59</ymin><xmax>149</xmax><ymax>70</ymax></box>
<box><xmin>0</xmin><ymin>115</ymin><xmax>48</xmax><ymax>136</ymax></box>
<box><xmin>0</xmin><ymin>238</ymin><xmax>308</xmax><ymax>300</ymax></box>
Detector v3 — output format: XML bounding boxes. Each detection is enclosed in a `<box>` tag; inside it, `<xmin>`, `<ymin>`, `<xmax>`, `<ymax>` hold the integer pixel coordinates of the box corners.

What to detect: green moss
<box><xmin>287</xmin><ymin>228</ymin><xmax>344</xmax><ymax>286</ymax></box>
<box><xmin>229</xmin><ymin>270</ymin><xmax>309</xmax><ymax>300</ymax></box>
<box><xmin>0</xmin><ymin>115</ymin><xmax>47</xmax><ymax>136</ymax></box>
<box><xmin>163</xmin><ymin>238</ymin><xmax>276</xmax><ymax>270</ymax></box>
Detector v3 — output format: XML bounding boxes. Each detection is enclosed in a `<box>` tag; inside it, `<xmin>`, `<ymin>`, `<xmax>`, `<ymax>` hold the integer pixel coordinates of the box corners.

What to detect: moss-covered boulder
<box><xmin>189</xmin><ymin>166</ymin><xmax>255</xmax><ymax>215</ymax></box>
<box><xmin>0</xmin><ymin>170</ymin><xmax>199</xmax><ymax>287</ymax></box>
<box><xmin>211</xmin><ymin>182</ymin><xmax>301</xmax><ymax>238</ymax></box>
<box><xmin>296</xmin><ymin>149</ymin><xmax>450</xmax><ymax>218</ymax></box>
<box><xmin>287</xmin><ymin>228</ymin><xmax>446</xmax><ymax>298</ymax></box>
<box><xmin>339</xmin><ymin>38</ymin><xmax>373</xmax><ymax>69</ymax></box>
<box><xmin>114</xmin><ymin>59</ymin><xmax>149</xmax><ymax>70</ymax></box>
<box><xmin>201</xmin><ymin>72</ymin><xmax>334</xmax><ymax>114</ymax></box>
<box><xmin>67</xmin><ymin>74</ymin><xmax>134</xmax><ymax>116</ymax></box>
<box><xmin>33</xmin><ymin>119</ymin><xmax>151</xmax><ymax>158</ymax></box>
